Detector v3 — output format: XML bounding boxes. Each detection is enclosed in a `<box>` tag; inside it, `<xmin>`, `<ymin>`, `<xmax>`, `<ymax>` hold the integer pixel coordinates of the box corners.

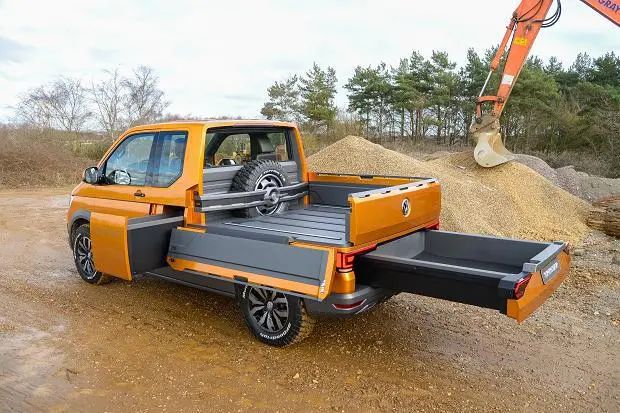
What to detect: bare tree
<box><xmin>16</xmin><ymin>77</ymin><xmax>91</xmax><ymax>132</ymax></box>
<box><xmin>90</xmin><ymin>69</ymin><xmax>125</xmax><ymax>138</ymax></box>
<box><xmin>15</xmin><ymin>86</ymin><xmax>54</xmax><ymax>128</ymax></box>
<box><xmin>51</xmin><ymin>77</ymin><xmax>91</xmax><ymax>132</ymax></box>
<box><xmin>122</xmin><ymin>66</ymin><xmax>169</xmax><ymax>126</ymax></box>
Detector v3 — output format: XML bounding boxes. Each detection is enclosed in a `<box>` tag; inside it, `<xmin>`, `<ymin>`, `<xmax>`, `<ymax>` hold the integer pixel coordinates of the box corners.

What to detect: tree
<box><xmin>122</xmin><ymin>66</ymin><xmax>169</xmax><ymax>126</ymax></box>
<box><xmin>16</xmin><ymin>77</ymin><xmax>91</xmax><ymax>132</ymax></box>
<box><xmin>345</xmin><ymin>66</ymin><xmax>376</xmax><ymax>135</ymax></box>
<box><xmin>588</xmin><ymin>52</ymin><xmax>620</xmax><ymax>88</ymax></box>
<box><xmin>570</xmin><ymin>53</ymin><xmax>593</xmax><ymax>82</ymax></box>
<box><xmin>427</xmin><ymin>51</ymin><xmax>458</xmax><ymax>143</ymax></box>
<box><xmin>504</xmin><ymin>59</ymin><xmax>561</xmax><ymax>151</ymax></box>
<box><xmin>90</xmin><ymin>69</ymin><xmax>124</xmax><ymax>138</ymax></box>
<box><xmin>299</xmin><ymin>63</ymin><xmax>338</xmax><ymax>131</ymax></box>
<box><xmin>260</xmin><ymin>75</ymin><xmax>301</xmax><ymax>122</ymax></box>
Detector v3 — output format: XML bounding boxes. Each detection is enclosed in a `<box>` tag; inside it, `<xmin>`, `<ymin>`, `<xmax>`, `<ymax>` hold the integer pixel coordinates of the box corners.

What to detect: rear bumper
<box><xmin>304</xmin><ymin>284</ymin><xmax>395</xmax><ymax>318</ymax></box>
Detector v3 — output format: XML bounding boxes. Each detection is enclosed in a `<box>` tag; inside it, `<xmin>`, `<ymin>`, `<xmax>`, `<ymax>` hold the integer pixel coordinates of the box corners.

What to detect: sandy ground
<box><xmin>0</xmin><ymin>188</ymin><xmax>618</xmax><ymax>412</ymax></box>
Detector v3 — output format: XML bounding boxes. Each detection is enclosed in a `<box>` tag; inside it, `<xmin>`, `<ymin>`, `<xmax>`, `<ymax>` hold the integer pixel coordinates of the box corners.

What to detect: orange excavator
<box><xmin>471</xmin><ymin>0</ymin><xmax>620</xmax><ymax>167</ymax></box>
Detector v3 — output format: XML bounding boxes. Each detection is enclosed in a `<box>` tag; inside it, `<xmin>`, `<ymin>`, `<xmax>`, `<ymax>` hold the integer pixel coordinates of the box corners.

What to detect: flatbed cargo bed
<box><xmin>208</xmin><ymin>205</ymin><xmax>349</xmax><ymax>246</ymax></box>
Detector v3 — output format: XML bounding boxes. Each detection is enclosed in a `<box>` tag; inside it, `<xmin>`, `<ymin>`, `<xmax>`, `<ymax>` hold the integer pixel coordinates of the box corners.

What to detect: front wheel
<box><xmin>71</xmin><ymin>223</ymin><xmax>111</xmax><ymax>285</ymax></box>
<box><xmin>238</xmin><ymin>285</ymin><xmax>315</xmax><ymax>347</ymax></box>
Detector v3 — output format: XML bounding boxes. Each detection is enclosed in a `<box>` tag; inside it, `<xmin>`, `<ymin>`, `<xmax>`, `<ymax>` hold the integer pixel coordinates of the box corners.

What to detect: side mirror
<box><xmin>82</xmin><ymin>167</ymin><xmax>100</xmax><ymax>184</ymax></box>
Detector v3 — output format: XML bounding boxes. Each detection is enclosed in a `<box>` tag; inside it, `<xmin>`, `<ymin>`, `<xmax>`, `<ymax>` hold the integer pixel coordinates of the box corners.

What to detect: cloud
<box><xmin>0</xmin><ymin>36</ymin><xmax>29</xmax><ymax>63</ymax></box>
<box><xmin>0</xmin><ymin>0</ymin><xmax>618</xmax><ymax>122</ymax></box>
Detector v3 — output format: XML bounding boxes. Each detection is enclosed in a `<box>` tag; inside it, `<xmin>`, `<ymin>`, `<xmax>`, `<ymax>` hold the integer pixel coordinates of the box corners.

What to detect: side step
<box><xmin>354</xmin><ymin>231</ymin><xmax>569</xmax><ymax>320</ymax></box>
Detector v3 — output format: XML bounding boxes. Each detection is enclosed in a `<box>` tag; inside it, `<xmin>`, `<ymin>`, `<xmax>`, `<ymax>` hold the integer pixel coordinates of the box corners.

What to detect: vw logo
<box><xmin>401</xmin><ymin>198</ymin><xmax>411</xmax><ymax>217</ymax></box>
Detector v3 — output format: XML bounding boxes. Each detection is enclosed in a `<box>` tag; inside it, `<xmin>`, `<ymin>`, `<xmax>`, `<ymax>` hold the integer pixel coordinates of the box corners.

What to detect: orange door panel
<box><xmin>90</xmin><ymin>212</ymin><xmax>132</xmax><ymax>280</ymax></box>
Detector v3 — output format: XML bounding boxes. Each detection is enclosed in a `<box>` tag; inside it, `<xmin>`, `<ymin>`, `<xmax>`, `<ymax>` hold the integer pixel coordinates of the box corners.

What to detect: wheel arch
<box><xmin>68</xmin><ymin>209</ymin><xmax>91</xmax><ymax>247</ymax></box>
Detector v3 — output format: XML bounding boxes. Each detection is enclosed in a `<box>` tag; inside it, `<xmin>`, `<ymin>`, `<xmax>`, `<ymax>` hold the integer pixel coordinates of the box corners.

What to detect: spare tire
<box><xmin>231</xmin><ymin>160</ymin><xmax>290</xmax><ymax>218</ymax></box>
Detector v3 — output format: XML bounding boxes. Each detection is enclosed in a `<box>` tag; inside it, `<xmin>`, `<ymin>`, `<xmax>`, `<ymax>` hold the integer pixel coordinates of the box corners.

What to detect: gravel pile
<box><xmin>308</xmin><ymin>136</ymin><xmax>590</xmax><ymax>244</ymax></box>
<box><xmin>513</xmin><ymin>154</ymin><xmax>619</xmax><ymax>202</ymax></box>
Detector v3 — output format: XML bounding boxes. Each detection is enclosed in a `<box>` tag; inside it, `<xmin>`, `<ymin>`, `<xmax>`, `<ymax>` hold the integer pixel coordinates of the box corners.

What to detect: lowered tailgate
<box><xmin>355</xmin><ymin>230</ymin><xmax>570</xmax><ymax>322</ymax></box>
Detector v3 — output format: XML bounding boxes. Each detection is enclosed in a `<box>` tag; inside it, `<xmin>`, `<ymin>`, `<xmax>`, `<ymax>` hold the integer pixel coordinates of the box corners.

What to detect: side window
<box><xmin>104</xmin><ymin>133</ymin><xmax>156</xmax><ymax>186</ymax></box>
<box><xmin>152</xmin><ymin>131</ymin><xmax>188</xmax><ymax>187</ymax></box>
<box><xmin>267</xmin><ymin>132</ymin><xmax>289</xmax><ymax>161</ymax></box>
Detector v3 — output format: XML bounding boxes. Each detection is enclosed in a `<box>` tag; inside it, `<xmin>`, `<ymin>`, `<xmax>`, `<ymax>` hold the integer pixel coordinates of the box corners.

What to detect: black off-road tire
<box><xmin>237</xmin><ymin>285</ymin><xmax>315</xmax><ymax>347</ymax></box>
<box><xmin>71</xmin><ymin>223</ymin><xmax>111</xmax><ymax>285</ymax></box>
<box><xmin>231</xmin><ymin>160</ymin><xmax>290</xmax><ymax>218</ymax></box>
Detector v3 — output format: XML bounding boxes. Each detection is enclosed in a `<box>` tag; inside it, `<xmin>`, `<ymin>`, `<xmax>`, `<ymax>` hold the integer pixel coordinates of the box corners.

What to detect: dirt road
<box><xmin>0</xmin><ymin>189</ymin><xmax>618</xmax><ymax>412</ymax></box>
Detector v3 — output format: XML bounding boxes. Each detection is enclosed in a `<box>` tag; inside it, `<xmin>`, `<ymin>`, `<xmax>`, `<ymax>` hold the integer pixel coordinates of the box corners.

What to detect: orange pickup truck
<box><xmin>68</xmin><ymin>120</ymin><xmax>570</xmax><ymax>346</ymax></box>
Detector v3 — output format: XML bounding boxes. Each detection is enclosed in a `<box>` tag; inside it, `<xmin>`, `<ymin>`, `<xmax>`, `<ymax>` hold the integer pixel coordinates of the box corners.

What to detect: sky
<box><xmin>0</xmin><ymin>0</ymin><xmax>618</xmax><ymax>122</ymax></box>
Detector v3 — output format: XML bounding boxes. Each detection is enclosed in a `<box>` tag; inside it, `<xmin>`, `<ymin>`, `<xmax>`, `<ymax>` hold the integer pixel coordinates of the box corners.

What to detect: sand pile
<box><xmin>308</xmin><ymin>136</ymin><xmax>590</xmax><ymax>244</ymax></box>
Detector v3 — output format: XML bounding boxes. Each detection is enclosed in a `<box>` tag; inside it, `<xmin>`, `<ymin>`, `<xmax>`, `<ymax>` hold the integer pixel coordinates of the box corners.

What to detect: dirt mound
<box><xmin>308</xmin><ymin>136</ymin><xmax>590</xmax><ymax>244</ymax></box>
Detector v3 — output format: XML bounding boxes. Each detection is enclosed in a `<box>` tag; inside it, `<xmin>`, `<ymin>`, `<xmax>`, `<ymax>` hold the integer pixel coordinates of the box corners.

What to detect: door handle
<box><xmin>134</xmin><ymin>190</ymin><xmax>145</xmax><ymax>198</ymax></box>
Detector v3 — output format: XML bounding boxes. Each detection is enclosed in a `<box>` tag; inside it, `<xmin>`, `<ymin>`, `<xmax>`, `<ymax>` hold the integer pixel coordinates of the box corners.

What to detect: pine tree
<box><xmin>260</xmin><ymin>76</ymin><xmax>301</xmax><ymax>122</ymax></box>
<box><xmin>299</xmin><ymin>63</ymin><xmax>338</xmax><ymax>131</ymax></box>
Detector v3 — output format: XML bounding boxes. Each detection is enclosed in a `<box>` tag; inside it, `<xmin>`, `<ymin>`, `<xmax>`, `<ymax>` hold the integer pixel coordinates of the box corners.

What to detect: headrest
<box><xmin>255</xmin><ymin>134</ymin><xmax>275</xmax><ymax>154</ymax></box>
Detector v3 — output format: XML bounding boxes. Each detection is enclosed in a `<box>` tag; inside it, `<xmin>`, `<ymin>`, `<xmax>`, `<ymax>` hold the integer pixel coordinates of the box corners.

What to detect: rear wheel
<box><xmin>71</xmin><ymin>223</ymin><xmax>111</xmax><ymax>285</ymax></box>
<box><xmin>237</xmin><ymin>285</ymin><xmax>315</xmax><ymax>346</ymax></box>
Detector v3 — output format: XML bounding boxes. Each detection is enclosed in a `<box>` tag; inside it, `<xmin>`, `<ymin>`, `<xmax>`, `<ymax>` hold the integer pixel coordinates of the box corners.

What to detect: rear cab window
<box><xmin>204</xmin><ymin>128</ymin><xmax>291</xmax><ymax>168</ymax></box>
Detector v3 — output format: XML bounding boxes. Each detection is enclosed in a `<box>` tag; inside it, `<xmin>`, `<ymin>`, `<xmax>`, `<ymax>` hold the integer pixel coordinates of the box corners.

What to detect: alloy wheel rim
<box><xmin>248</xmin><ymin>287</ymin><xmax>289</xmax><ymax>333</ymax></box>
<box><xmin>254</xmin><ymin>172</ymin><xmax>284</xmax><ymax>215</ymax></box>
<box><xmin>75</xmin><ymin>235</ymin><xmax>96</xmax><ymax>279</ymax></box>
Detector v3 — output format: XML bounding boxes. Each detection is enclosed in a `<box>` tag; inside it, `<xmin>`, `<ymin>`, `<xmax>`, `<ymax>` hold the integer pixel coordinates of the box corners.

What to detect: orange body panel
<box><xmin>348</xmin><ymin>180</ymin><xmax>441</xmax><ymax>245</ymax></box>
<box><xmin>506</xmin><ymin>251</ymin><xmax>571</xmax><ymax>322</ymax></box>
<box><xmin>90</xmin><ymin>212</ymin><xmax>132</xmax><ymax>280</ymax></box>
<box><xmin>331</xmin><ymin>271</ymin><xmax>355</xmax><ymax>294</ymax></box>
<box><xmin>580</xmin><ymin>0</ymin><xmax>620</xmax><ymax>26</ymax></box>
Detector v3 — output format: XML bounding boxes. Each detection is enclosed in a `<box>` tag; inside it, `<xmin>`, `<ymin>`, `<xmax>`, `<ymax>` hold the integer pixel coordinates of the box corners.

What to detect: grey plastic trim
<box><xmin>195</xmin><ymin>182</ymin><xmax>308</xmax><ymax>213</ymax></box>
<box><xmin>522</xmin><ymin>241</ymin><xmax>567</xmax><ymax>273</ymax></box>
<box><xmin>146</xmin><ymin>266</ymin><xmax>236</xmax><ymax>297</ymax></box>
<box><xmin>223</xmin><ymin>222</ymin><xmax>342</xmax><ymax>241</ymax></box>
<box><xmin>183</xmin><ymin>270</ymin><xmax>318</xmax><ymax>301</ymax></box>
<box><xmin>207</xmin><ymin>224</ymin><xmax>292</xmax><ymax>244</ymax></box>
<box><xmin>127</xmin><ymin>215</ymin><xmax>184</xmax><ymax>230</ymax></box>
<box><xmin>168</xmin><ymin>230</ymin><xmax>329</xmax><ymax>287</ymax></box>
<box><xmin>349</xmin><ymin>179</ymin><xmax>437</xmax><ymax>199</ymax></box>
<box><xmin>308</xmin><ymin>182</ymin><xmax>382</xmax><ymax>207</ymax></box>
<box><xmin>68</xmin><ymin>209</ymin><xmax>91</xmax><ymax>233</ymax></box>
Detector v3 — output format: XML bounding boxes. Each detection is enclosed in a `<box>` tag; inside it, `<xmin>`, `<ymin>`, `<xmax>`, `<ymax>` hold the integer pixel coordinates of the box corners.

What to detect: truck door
<box><xmin>89</xmin><ymin>130</ymin><xmax>189</xmax><ymax>280</ymax></box>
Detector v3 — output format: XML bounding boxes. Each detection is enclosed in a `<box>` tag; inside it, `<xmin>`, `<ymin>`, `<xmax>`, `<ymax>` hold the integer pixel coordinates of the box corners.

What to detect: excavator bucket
<box><xmin>470</xmin><ymin>115</ymin><xmax>516</xmax><ymax>168</ymax></box>
<box><xmin>473</xmin><ymin>129</ymin><xmax>516</xmax><ymax>168</ymax></box>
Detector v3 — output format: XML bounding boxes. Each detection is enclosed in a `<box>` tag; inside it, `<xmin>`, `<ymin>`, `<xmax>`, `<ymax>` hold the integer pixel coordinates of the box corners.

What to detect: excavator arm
<box><xmin>471</xmin><ymin>0</ymin><xmax>620</xmax><ymax>168</ymax></box>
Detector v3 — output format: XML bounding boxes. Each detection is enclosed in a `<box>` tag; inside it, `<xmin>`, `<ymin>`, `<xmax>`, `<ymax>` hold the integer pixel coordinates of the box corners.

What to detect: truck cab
<box><xmin>68</xmin><ymin>120</ymin><xmax>570</xmax><ymax>346</ymax></box>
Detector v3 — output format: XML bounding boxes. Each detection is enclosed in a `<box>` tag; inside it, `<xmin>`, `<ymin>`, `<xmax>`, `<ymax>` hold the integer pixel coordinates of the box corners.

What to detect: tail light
<box><xmin>513</xmin><ymin>275</ymin><xmax>532</xmax><ymax>299</ymax></box>
<box><xmin>428</xmin><ymin>220</ymin><xmax>440</xmax><ymax>230</ymax></box>
<box><xmin>336</xmin><ymin>244</ymin><xmax>376</xmax><ymax>272</ymax></box>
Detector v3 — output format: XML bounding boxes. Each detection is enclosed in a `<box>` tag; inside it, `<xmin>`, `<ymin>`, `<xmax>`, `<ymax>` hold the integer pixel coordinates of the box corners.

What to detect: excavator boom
<box><xmin>471</xmin><ymin>0</ymin><xmax>619</xmax><ymax>168</ymax></box>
